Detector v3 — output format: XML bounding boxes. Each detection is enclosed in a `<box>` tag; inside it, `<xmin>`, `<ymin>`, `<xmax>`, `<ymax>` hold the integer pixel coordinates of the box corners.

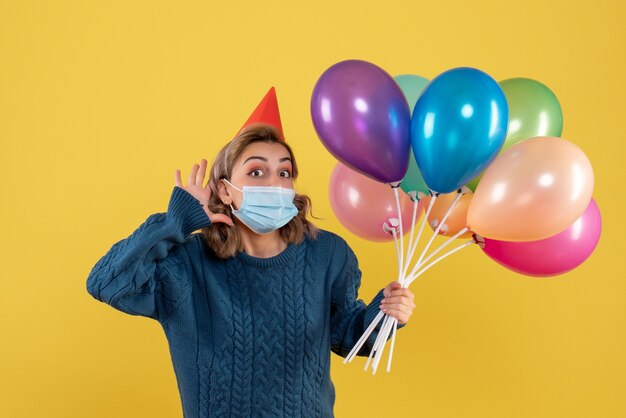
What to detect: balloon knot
<box><xmin>472</xmin><ymin>233</ymin><xmax>485</xmax><ymax>248</ymax></box>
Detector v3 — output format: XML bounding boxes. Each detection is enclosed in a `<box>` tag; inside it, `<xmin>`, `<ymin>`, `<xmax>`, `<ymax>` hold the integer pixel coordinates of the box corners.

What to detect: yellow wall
<box><xmin>1</xmin><ymin>1</ymin><xmax>624</xmax><ymax>417</ymax></box>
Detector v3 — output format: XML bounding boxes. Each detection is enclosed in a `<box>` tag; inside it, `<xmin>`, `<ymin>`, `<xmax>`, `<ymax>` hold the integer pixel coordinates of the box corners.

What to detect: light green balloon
<box><xmin>501</xmin><ymin>77</ymin><xmax>563</xmax><ymax>147</ymax></box>
<box><xmin>402</xmin><ymin>152</ymin><xmax>430</xmax><ymax>196</ymax></box>
<box><xmin>467</xmin><ymin>77</ymin><xmax>563</xmax><ymax>192</ymax></box>
<box><xmin>394</xmin><ymin>74</ymin><xmax>430</xmax><ymax>196</ymax></box>
<box><xmin>394</xmin><ymin>74</ymin><xmax>430</xmax><ymax>113</ymax></box>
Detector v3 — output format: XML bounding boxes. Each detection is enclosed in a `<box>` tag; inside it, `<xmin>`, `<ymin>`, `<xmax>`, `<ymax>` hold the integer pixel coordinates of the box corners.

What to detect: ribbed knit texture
<box><xmin>86</xmin><ymin>185</ymin><xmax>406</xmax><ymax>418</ymax></box>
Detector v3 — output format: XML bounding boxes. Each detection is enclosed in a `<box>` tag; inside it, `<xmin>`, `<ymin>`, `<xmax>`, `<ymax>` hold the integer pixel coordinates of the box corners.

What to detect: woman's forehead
<box><xmin>239</xmin><ymin>142</ymin><xmax>291</xmax><ymax>163</ymax></box>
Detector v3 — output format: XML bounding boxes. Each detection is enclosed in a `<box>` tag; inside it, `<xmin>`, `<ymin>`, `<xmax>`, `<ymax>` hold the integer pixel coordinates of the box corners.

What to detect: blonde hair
<box><xmin>201</xmin><ymin>124</ymin><xmax>319</xmax><ymax>259</ymax></box>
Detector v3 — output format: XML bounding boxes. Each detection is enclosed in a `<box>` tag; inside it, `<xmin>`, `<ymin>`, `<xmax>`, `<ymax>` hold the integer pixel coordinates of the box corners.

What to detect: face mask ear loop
<box><xmin>222</xmin><ymin>178</ymin><xmax>243</xmax><ymax>193</ymax></box>
<box><xmin>222</xmin><ymin>178</ymin><xmax>242</xmax><ymax>212</ymax></box>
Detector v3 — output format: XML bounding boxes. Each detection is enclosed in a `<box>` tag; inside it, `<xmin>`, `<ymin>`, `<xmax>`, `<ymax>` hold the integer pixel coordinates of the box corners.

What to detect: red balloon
<box><xmin>329</xmin><ymin>162</ymin><xmax>423</xmax><ymax>242</ymax></box>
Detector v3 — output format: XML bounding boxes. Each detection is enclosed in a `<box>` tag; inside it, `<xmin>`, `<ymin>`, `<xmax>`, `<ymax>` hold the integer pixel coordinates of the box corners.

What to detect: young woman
<box><xmin>86</xmin><ymin>124</ymin><xmax>415</xmax><ymax>417</ymax></box>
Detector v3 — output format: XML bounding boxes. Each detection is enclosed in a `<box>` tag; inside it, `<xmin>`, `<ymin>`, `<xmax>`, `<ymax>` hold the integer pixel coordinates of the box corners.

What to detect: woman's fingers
<box><xmin>383</xmin><ymin>281</ymin><xmax>402</xmax><ymax>298</ymax></box>
<box><xmin>196</xmin><ymin>159</ymin><xmax>208</xmax><ymax>187</ymax></box>
<box><xmin>384</xmin><ymin>284</ymin><xmax>414</xmax><ymax>300</ymax></box>
<box><xmin>381</xmin><ymin>295</ymin><xmax>416</xmax><ymax>309</ymax></box>
<box><xmin>176</xmin><ymin>160</ymin><xmax>209</xmax><ymax>188</ymax></box>
<box><xmin>211</xmin><ymin>213</ymin><xmax>235</xmax><ymax>226</ymax></box>
<box><xmin>381</xmin><ymin>302</ymin><xmax>413</xmax><ymax>314</ymax></box>
<box><xmin>380</xmin><ymin>308</ymin><xmax>410</xmax><ymax>324</ymax></box>
<box><xmin>380</xmin><ymin>298</ymin><xmax>414</xmax><ymax>311</ymax></box>
<box><xmin>187</xmin><ymin>163</ymin><xmax>199</xmax><ymax>186</ymax></box>
<box><xmin>380</xmin><ymin>284</ymin><xmax>415</xmax><ymax>325</ymax></box>
<box><xmin>388</xmin><ymin>287</ymin><xmax>413</xmax><ymax>297</ymax></box>
<box><xmin>174</xmin><ymin>169</ymin><xmax>182</xmax><ymax>187</ymax></box>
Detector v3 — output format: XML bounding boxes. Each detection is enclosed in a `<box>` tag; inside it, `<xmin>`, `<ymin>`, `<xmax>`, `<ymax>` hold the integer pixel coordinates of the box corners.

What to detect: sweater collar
<box><xmin>236</xmin><ymin>241</ymin><xmax>300</xmax><ymax>267</ymax></box>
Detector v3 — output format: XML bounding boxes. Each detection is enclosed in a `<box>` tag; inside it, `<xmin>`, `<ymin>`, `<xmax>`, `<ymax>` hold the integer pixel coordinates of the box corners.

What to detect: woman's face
<box><xmin>221</xmin><ymin>141</ymin><xmax>294</xmax><ymax>210</ymax></box>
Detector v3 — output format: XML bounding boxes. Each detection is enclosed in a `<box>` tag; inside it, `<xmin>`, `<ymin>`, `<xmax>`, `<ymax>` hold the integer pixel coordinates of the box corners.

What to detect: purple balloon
<box><xmin>311</xmin><ymin>60</ymin><xmax>411</xmax><ymax>183</ymax></box>
<box><xmin>480</xmin><ymin>198</ymin><xmax>602</xmax><ymax>277</ymax></box>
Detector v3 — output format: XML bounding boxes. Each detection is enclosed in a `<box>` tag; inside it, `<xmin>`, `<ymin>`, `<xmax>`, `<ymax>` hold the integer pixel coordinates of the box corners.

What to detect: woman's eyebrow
<box><xmin>242</xmin><ymin>156</ymin><xmax>291</xmax><ymax>165</ymax></box>
<box><xmin>242</xmin><ymin>156</ymin><xmax>267</xmax><ymax>165</ymax></box>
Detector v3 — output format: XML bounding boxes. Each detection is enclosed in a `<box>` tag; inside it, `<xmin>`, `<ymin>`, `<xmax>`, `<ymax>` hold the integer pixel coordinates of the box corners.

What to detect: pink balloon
<box><xmin>479</xmin><ymin>198</ymin><xmax>602</xmax><ymax>277</ymax></box>
<box><xmin>329</xmin><ymin>162</ymin><xmax>423</xmax><ymax>242</ymax></box>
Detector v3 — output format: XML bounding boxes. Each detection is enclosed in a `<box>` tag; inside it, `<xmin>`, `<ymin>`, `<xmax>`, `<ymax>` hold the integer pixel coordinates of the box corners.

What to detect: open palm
<box><xmin>174</xmin><ymin>159</ymin><xmax>234</xmax><ymax>226</ymax></box>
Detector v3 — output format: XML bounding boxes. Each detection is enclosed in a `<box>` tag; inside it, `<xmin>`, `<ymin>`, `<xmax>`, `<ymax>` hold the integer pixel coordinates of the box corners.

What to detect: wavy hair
<box><xmin>201</xmin><ymin>124</ymin><xmax>319</xmax><ymax>258</ymax></box>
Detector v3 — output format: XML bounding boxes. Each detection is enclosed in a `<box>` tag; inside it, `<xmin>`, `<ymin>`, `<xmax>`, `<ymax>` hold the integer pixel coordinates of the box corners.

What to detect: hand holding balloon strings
<box><xmin>345</xmin><ymin>188</ymin><xmax>476</xmax><ymax>373</ymax></box>
<box><xmin>377</xmin><ymin>190</ymin><xmax>474</xmax><ymax>373</ymax></box>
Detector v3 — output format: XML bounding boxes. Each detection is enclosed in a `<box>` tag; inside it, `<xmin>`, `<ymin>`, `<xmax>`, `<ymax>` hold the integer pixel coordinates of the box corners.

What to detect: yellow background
<box><xmin>1</xmin><ymin>0</ymin><xmax>624</xmax><ymax>417</ymax></box>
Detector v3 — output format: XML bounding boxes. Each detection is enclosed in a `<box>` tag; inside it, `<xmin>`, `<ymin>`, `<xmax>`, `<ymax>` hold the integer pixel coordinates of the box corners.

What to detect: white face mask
<box><xmin>222</xmin><ymin>179</ymin><xmax>298</xmax><ymax>234</ymax></box>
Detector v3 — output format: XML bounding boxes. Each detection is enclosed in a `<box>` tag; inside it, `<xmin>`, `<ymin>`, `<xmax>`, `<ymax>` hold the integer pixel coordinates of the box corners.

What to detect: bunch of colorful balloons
<box><xmin>310</xmin><ymin>59</ymin><xmax>601</xmax><ymax>374</ymax></box>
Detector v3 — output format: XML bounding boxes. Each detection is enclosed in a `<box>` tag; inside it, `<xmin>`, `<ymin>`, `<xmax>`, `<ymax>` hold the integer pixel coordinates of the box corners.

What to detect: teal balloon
<box><xmin>394</xmin><ymin>74</ymin><xmax>430</xmax><ymax>112</ymax></box>
<box><xmin>402</xmin><ymin>153</ymin><xmax>429</xmax><ymax>196</ymax></box>
<box><xmin>394</xmin><ymin>74</ymin><xmax>430</xmax><ymax>196</ymax></box>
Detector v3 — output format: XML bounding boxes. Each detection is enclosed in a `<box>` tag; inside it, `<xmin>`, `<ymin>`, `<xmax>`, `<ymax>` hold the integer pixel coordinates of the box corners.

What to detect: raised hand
<box><xmin>175</xmin><ymin>159</ymin><xmax>234</xmax><ymax>226</ymax></box>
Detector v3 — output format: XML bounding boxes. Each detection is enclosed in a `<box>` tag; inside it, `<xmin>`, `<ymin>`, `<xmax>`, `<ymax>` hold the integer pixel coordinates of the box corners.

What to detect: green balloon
<box><xmin>501</xmin><ymin>77</ymin><xmax>563</xmax><ymax>148</ymax></box>
<box><xmin>466</xmin><ymin>173</ymin><xmax>481</xmax><ymax>192</ymax></box>
<box><xmin>394</xmin><ymin>74</ymin><xmax>430</xmax><ymax>196</ymax></box>
<box><xmin>466</xmin><ymin>77</ymin><xmax>563</xmax><ymax>192</ymax></box>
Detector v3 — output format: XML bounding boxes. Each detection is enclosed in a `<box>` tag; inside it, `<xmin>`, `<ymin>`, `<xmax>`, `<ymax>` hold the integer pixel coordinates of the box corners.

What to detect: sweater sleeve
<box><xmin>329</xmin><ymin>236</ymin><xmax>406</xmax><ymax>358</ymax></box>
<box><xmin>86</xmin><ymin>186</ymin><xmax>212</xmax><ymax>323</ymax></box>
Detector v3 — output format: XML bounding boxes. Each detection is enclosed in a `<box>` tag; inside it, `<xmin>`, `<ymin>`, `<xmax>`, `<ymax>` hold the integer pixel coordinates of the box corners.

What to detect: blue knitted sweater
<box><xmin>86</xmin><ymin>186</ymin><xmax>405</xmax><ymax>418</ymax></box>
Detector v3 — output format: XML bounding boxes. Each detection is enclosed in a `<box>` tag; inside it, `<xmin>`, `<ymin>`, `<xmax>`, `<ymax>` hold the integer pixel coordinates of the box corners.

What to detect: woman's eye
<box><xmin>249</xmin><ymin>169</ymin><xmax>263</xmax><ymax>177</ymax></box>
<box><xmin>280</xmin><ymin>170</ymin><xmax>292</xmax><ymax>178</ymax></box>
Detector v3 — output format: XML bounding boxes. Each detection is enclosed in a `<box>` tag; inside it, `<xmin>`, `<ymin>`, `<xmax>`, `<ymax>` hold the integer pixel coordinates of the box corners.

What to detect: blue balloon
<box><xmin>410</xmin><ymin>67</ymin><xmax>508</xmax><ymax>194</ymax></box>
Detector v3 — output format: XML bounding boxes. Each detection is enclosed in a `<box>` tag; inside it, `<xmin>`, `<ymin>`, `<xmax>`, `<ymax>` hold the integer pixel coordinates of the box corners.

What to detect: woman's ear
<box><xmin>216</xmin><ymin>179</ymin><xmax>231</xmax><ymax>205</ymax></box>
